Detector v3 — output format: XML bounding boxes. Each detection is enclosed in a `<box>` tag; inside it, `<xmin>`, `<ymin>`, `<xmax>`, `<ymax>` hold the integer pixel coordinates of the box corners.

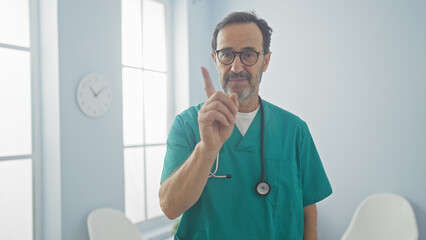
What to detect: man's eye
<box><xmin>221</xmin><ymin>51</ymin><xmax>233</xmax><ymax>58</ymax></box>
<box><xmin>244</xmin><ymin>52</ymin><xmax>255</xmax><ymax>58</ymax></box>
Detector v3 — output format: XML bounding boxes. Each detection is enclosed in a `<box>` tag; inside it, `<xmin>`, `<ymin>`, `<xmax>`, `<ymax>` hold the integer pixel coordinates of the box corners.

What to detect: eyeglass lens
<box><xmin>218</xmin><ymin>50</ymin><xmax>259</xmax><ymax>66</ymax></box>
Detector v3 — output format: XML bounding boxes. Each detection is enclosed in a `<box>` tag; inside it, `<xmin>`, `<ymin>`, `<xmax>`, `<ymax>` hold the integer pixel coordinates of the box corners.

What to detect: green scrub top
<box><xmin>161</xmin><ymin>100</ymin><xmax>332</xmax><ymax>240</ymax></box>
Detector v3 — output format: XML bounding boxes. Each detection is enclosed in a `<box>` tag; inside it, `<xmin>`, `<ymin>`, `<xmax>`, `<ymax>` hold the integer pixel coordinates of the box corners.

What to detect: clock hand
<box><xmin>90</xmin><ymin>87</ymin><xmax>98</xmax><ymax>97</ymax></box>
<box><xmin>95</xmin><ymin>86</ymin><xmax>107</xmax><ymax>96</ymax></box>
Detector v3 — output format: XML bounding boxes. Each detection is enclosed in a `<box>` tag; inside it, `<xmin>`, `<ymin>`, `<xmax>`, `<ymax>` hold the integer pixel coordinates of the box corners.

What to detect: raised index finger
<box><xmin>201</xmin><ymin>66</ymin><xmax>215</xmax><ymax>98</ymax></box>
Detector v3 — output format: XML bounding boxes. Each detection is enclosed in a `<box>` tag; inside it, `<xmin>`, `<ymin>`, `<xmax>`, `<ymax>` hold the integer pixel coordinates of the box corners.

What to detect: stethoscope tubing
<box><xmin>209</xmin><ymin>96</ymin><xmax>270</xmax><ymax>196</ymax></box>
<box><xmin>259</xmin><ymin>97</ymin><xmax>266</xmax><ymax>182</ymax></box>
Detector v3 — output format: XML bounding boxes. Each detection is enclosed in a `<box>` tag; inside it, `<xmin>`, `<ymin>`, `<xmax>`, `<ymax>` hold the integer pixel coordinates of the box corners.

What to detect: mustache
<box><xmin>225</xmin><ymin>72</ymin><xmax>251</xmax><ymax>82</ymax></box>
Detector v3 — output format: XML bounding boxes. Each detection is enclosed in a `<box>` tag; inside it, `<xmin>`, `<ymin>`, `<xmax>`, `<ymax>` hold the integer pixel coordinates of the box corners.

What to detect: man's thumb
<box><xmin>230</xmin><ymin>93</ymin><xmax>239</xmax><ymax>108</ymax></box>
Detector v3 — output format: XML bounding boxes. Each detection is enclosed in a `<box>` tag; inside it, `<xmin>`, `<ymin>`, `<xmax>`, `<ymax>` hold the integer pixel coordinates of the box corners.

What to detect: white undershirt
<box><xmin>235</xmin><ymin>106</ymin><xmax>260</xmax><ymax>136</ymax></box>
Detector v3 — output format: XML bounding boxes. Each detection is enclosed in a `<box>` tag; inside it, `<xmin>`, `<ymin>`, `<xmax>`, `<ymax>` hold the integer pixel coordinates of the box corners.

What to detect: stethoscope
<box><xmin>209</xmin><ymin>96</ymin><xmax>271</xmax><ymax>196</ymax></box>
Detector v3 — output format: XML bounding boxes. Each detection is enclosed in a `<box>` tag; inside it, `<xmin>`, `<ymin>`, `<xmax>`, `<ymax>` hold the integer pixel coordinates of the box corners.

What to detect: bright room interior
<box><xmin>0</xmin><ymin>0</ymin><xmax>425</xmax><ymax>239</ymax></box>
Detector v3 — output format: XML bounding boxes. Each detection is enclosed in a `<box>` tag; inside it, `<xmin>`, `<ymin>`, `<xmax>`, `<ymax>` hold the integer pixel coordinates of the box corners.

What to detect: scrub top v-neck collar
<box><xmin>227</xmin><ymin>106</ymin><xmax>262</xmax><ymax>152</ymax></box>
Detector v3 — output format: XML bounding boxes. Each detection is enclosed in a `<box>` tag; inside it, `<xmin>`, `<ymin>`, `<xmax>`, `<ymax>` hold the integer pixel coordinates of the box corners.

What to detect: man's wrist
<box><xmin>196</xmin><ymin>142</ymin><xmax>221</xmax><ymax>161</ymax></box>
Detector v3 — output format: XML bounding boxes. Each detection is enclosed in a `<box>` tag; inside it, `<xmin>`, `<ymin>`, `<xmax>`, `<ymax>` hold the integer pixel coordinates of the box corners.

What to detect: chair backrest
<box><xmin>341</xmin><ymin>193</ymin><xmax>419</xmax><ymax>240</ymax></box>
<box><xmin>87</xmin><ymin>208</ymin><xmax>145</xmax><ymax>240</ymax></box>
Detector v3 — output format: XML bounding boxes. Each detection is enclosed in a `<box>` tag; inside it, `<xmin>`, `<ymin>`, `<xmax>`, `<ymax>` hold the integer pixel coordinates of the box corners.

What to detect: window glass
<box><xmin>146</xmin><ymin>145</ymin><xmax>166</xmax><ymax>219</ymax></box>
<box><xmin>124</xmin><ymin>148</ymin><xmax>146</xmax><ymax>223</ymax></box>
<box><xmin>0</xmin><ymin>159</ymin><xmax>32</xmax><ymax>240</ymax></box>
<box><xmin>144</xmin><ymin>71</ymin><xmax>167</xmax><ymax>144</ymax></box>
<box><xmin>0</xmin><ymin>47</ymin><xmax>32</xmax><ymax>156</ymax></box>
<box><xmin>0</xmin><ymin>0</ymin><xmax>30</xmax><ymax>47</ymax></box>
<box><xmin>122</xmin><ymin>67</ymin><xmax>144</xmax><ymax>146</ymax></box>
<box><xmin>122</xmin><ymin>0</ymin><xmax>143</xmax><ymax>67</ymax></box>
<box><xmin>143</xmin><ymin>0</ymin><xmax>166</xmax><ymax>71</ymax></box>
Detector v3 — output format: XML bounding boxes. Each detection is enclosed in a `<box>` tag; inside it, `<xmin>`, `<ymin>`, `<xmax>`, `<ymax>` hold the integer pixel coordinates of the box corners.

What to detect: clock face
<box><xmin>77</xmin><ymin>73</ymin><xmax>112</xmax><ymax>118</ymax></box>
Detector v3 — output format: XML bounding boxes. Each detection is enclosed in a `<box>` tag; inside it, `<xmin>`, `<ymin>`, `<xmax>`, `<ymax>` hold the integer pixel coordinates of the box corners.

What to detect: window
<box><xmin>0</xmin><ymin>0</ymin><xmax>37</xmax><ymax>239</ymax></box>
<box><xmin>121</xmin><ymin>0</ymin><xmax>171</xmax><ymax>223</ymax></box>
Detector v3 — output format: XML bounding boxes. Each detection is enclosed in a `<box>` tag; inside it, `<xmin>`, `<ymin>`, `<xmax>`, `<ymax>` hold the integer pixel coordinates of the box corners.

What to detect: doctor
<box><xmin>159</xmin><ymin>11</ymin><xmax>332</xmax><ymax>240</ymax></box>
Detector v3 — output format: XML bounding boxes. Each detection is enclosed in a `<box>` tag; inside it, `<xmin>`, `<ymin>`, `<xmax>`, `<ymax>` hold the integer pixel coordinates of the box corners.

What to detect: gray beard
<box><xmin>223</xmin><ymin>71</ymin><xmax>262</xmax><ymax>104</ymax></box>
<box><xmin>224</xmin><ymin>83</ymin><xmax>257</xmax><ymax>103</ymax></box>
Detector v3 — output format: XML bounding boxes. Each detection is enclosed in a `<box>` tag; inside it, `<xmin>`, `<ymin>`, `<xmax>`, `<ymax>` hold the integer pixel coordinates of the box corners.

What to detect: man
<box><xmin>159</xmin><ymin>11</ymin><xmax>332</xmax><ymax>240</ymax></box>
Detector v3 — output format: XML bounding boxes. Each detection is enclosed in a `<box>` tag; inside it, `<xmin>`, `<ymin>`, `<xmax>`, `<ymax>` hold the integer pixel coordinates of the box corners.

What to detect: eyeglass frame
<box><xmin>214</xmin><ymin>49</ymin><xmax>265</xmax><ymax>66</ymax></box>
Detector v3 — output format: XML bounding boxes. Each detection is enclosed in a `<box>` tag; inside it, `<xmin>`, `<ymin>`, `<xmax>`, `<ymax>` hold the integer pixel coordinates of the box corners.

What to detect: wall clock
<box><xmin>76</xmin><ymin>73</ymin><xmax>112</xmax><ymax>118</ymax></box>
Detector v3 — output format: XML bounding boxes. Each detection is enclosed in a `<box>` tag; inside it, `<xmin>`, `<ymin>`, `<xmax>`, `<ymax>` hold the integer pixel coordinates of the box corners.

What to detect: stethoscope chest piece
<box><xmin>256</xmin><ymin>181</ymin><xmax>271</xmax><ymax>196</ymax></box>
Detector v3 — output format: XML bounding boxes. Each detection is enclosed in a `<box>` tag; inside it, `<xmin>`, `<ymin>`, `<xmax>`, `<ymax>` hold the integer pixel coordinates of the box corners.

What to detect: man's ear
<box><xmin>262</xmin><ymin>51</ymin><xmax>272</xmax><ymax>72</ymax></box>
<box><xmin>211</xmin><ymin>51</ymin><xmax>218</xmax><ymax>69</ymax></box>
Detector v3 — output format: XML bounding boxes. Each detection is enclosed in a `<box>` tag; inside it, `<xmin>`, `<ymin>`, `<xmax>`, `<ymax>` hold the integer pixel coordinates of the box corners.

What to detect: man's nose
<box><xmin>231</xmin><ymin>55</ymin><xmax>244</xmax><ymax>73</ymax></box>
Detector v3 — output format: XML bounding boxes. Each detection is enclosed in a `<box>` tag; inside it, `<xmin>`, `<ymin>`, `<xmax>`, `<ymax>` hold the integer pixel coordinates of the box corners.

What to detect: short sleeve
<box><xmin>299</xmin><ymin>122</ymin><xmax>332</xmax><ymax>207</ymax></box>
<box><xmin>160</xmin><ymin>115</ymin><xmax>194</xmax><ymax>183</ymax></box>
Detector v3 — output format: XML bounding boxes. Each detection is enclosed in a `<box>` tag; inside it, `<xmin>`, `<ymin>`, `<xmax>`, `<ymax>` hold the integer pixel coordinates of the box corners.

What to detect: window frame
<box><xmin>30</xmin><ymin>0</ymin><xmax>42</xmax><ymax>239</ymax></box>
<box><xmin>0</xmin><ymin>0</ymin><xmax>41</xmax><ymax>239</ymax></box>
<box><xmin>121</xmin><ymin>0</ymin><xmax>175</xmax><ymax>228</ymax></box>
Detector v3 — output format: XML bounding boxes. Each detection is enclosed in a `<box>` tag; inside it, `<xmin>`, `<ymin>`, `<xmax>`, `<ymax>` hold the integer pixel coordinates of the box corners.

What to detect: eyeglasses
<box><xmin>215</xmin><ymin>49</ymin><xmax>265</xmax><ymax>66</ymax></box>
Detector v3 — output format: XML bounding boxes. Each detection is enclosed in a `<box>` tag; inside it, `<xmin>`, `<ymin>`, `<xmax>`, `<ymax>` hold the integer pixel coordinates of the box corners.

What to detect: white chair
<box><xmin>87</xmin><ymin>208</ymin><xmax>145</xmax><ymax>240</ymax></box>
<box><xmin>341</xmin><ymin>193</ymin><xmax>419</xmax><ymax>240</ymax></box>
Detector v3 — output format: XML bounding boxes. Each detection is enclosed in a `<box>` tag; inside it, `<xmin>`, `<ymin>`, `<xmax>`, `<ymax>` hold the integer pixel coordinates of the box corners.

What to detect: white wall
<box><xmin>188</xmin><ymin>0</ymin><xmax>426</xmax><ymax>239</ymax></box>
<box><xmin>40</xmin><ymin>0</ymin><xmax>124</xmax><ymax>239</ymax></box>
<box><xmin>186</xmin><ymin>0</ymin><xmax>218</xmax><ymax>106</ymax></box>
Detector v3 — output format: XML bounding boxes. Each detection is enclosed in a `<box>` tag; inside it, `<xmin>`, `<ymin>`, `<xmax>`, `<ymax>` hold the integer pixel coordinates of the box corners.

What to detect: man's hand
<box><xmin>159</xmin><ymin>67</ymin><xmax>239</xmax><ymax>219</ymax></box>
<box><xmin>198</xmin><ymin>67</ymin><xmax>239</xmax><ymax>152</ymax></box>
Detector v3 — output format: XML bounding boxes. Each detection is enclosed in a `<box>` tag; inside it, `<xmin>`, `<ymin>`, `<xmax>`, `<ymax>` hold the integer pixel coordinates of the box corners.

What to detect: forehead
<box><xmin>216</xmin><ymin>22</ymin><xmax>263</xmax><ymax>51</ymax></box>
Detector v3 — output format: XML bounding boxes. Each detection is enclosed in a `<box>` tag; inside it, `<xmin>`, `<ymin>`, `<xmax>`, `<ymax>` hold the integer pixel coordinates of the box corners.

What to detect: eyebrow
<box><xmin>218</xmin><ymin>47</ymin><xmax>233</xmax><ymax>51</ymax></box>
<box><xmin>241</xmin><ymin>46</ymin><xmax>256</xmax><ymax>51</ymax></box>
<box><xmin>218</xmin><ymin>46</ymin><xmax>257</xmax><ymax>51</ymax></box>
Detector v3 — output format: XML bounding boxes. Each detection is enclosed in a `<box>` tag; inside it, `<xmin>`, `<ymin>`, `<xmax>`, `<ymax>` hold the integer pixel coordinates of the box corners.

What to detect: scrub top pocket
<box><xmin>266</xmin><ymin>154</ymin><xmax>302</xmax><ymax>208</ymax></box>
